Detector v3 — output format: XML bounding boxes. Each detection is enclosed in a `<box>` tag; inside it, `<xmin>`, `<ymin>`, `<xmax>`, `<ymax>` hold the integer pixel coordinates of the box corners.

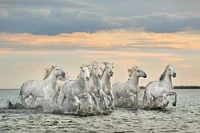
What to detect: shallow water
<box><xmin>0</xmin><ymin>89</ymin><xmax>200</xmax><ymax>133</ymax></box>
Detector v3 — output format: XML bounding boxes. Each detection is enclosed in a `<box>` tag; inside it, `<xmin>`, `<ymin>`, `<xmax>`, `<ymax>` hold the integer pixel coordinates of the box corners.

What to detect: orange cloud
<box><xmin>165</xmin><ymin>57</ymin><xmax>184</xmax><ymax>62</ymax></box>
<box><xmin>1</xmin><ymin>29</ymin><xmax>200</xmax><ymax>50</ymax></box>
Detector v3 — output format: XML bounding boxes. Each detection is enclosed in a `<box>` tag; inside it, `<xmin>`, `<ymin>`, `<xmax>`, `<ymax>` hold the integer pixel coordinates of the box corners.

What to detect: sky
<box><xmin>0</xmin><ymin>0</ymin><xmax>200</xmax><ymax>88</ymax></box>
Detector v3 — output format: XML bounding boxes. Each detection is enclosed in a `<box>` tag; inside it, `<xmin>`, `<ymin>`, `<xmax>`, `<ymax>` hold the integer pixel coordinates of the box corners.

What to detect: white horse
<box><xmin>19</xmin><ymin>66</ymin><xmax>66</xmax><ymax>108</ymax></box>
<box><xmin>88</xmin><ymin>61</ymin><xmax>111</xmax><ymax>110</ymax></box>
<box><xmin>112</xmin><ymin>66</ymin><xmax>147</xmax><ymax>107</ymax></box>
<box><xmin>54</xmin><ymin>65</ymin><xmax>92</xmax><ymax>113</ymax></box>
<box><xmin>101</xmin><ymin>62</ymin><xmax>115</xmax><ymax>110</ymax></box>
<box><xmin>142</xmin><ymin>64</ymin><xmax>177</xmax><ymax>109</ymax></box>
<box><xmin>44</xmin><ymin>65</ymin><xmax>70</xmax><ymax>92</ymax></box>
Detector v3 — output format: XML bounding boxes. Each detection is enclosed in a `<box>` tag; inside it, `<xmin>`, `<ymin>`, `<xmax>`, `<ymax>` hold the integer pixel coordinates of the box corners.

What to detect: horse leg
<box><xmin>109</xmin><ymin>91</ymin><xmax>115</xmax><ymax>110</ymax></box>
<box><xmin>21</xmin><ymin>94</ymin><xmax>29</xmax><ymax>107</ymax></box>
<box><xmin>21</xmin><ymin>97</ymin><xmax>26</xmax><ymax>106</ymax></box>
<box><xmin>126</xmin><ymin>91</ymin><xmax>136</xmax><ymax>106</ymax></box>
<box><xmin>167</xmin><ymin>91</ymin><xmax>177</xmax><ymax>107</ymax></box>
<box><xmin>134</xmin><ymin>93</ymin><xmax>139</xmax><ymax>107</ymax></box>
<box><xmin>91</xmin><ymin>93</ymin><xmax>99</xmax><ymax>111</ymax></box>
<box><xmin>87</xmin><ymin>94</ymin><xmax>93</xmax><ymax>112</ymax></box>
<box><xmin>31</xmin><ymin>96</ymin><xmax>37</xmax><ymax>107</ymax></box>
<box><xmin>143</xmin><ymin>92</ymin><xmax>151</xmax><ymax>109</ymax></box>
<box><xmin>173</xmin><ymin>93</ymin><xmax>177</xmax><ymax>106</ymax></box>
<box><xmin>73</xmin><ymin>95</ymin><xmax>81</xmax><ymax>112</ymax></box>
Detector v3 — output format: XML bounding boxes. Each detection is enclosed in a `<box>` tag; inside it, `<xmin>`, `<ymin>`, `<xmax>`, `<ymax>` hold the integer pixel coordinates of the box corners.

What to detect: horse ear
<box><xmin>166</xmin><ymin>64</ymin><xmax>172</xmax><ymax>68</ymax></box>
<box><xmin>86</xmin><ymin>65</ymin><xmax>91</xmax><ymax>68</ymax></box>
<box><xmin>52</xmin><ymin>66</ymin><xmax>55</xmax><ymax>69</ymax></box>
<box><xmin>92</xmin><ymin>61</ymin><xmax>98</xmax><ymax>65</ymax></box>
<box><xmin>45</xmin><ymin>68</ymin><xmax>51</xmax><ymax>72</ymax></box>
<box><xmin>102</xmin><ymin>62</ymin><xmax>108</xmax><ymax>65</ymax></box>
<box><xmin>112</xmin><ymin>62</ymin><xmax>115</xmax><ymax>65</ymax></box>
<box><xmin>128</xmin><ymin>69</ymin><xmax>132</xmax><ymax>77</ymax></box>
<box><xmin>127</xmin><ymin>69</ymin><xmax>132</xmax><ymax>72</ymax></box>
<box><xmin>80</xmin><ymin>66</ymin><xmax>83</xmax><ymax>69</ymax></box>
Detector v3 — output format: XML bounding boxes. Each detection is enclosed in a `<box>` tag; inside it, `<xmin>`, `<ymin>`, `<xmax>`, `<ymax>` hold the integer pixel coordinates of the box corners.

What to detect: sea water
<box><xmin>0</xmin><ymin>89</ymin><xmax>200</xmax><ymax>133</ymax></box>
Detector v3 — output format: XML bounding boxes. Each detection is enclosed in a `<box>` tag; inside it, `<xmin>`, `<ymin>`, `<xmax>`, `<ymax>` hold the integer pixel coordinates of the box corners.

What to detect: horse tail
<box><xmin>19</xmin><ymin>83</ymin><xmax>24</xmax><ymax>99</ymax></box>
<box><xmin>142</xmin><ymin>89</ymin><xmax>147</xmax><ymax>106</ymax></box>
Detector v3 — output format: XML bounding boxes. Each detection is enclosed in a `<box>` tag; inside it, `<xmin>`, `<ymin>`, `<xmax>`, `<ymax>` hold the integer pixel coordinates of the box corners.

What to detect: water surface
<box><xmin>0</xmin><ymin>89</ymin><xmax>200</xmax><ymax>133</ymax></box>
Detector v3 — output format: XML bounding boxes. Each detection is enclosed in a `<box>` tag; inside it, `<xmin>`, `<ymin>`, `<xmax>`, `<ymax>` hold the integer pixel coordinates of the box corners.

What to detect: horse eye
<box><xmin>56</xmin><ymin>69</ymin><xmax>59</xmax><ymax>70</ymax></box>
<box><xmin>112</xmin><ymin>66</ymin><xmax>114</xmax><ymax>69</ymax></box>
<box><xmin>137</xmin><ymin>70</ymin><xmax>140</xmax><ymax>72</ymax></box>
<box><xmin>82</xmin><ymin>70</ymin><xmax>85</xmax><ymax>72</ymax></box>
<box><xmin>94</xmin><ymin>68</ymin><xmax>96</xmax><ymax>70</ymax></box>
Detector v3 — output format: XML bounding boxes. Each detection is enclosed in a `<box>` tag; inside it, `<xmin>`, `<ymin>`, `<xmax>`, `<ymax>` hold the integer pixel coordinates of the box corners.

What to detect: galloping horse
<box><xmin>143</xmin><ymin>64</ymin><xmax>177</xmax><ymax>109</ymax></box>
<box><xmin>19</xmin><ymin>66</ymin><xmax>66</xmax><ymax>108</ymax></box>
<box><xmin>113</xmin><ymin>66</ymin><xmax>147</xmax><ymax>107</ymax></box>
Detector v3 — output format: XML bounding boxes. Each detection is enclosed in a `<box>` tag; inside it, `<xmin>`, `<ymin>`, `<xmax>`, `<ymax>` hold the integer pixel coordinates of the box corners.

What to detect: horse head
<box><xmin>102</xmin><ymin>62</ymin><xmax>114</xmax><ymax>77</ymax></box>
<box><xmin>52</xmin><ymin>66</ymin><xmax>66</xmax><ymax>79</ymax></box>
<box><xmin>80</xmin><ymin>65</ymin><xmax>90</xmax><ymax>81</ymax></box>
<box><xmin>166</xmin><ymin>64</ymin><xmax>176</xmax><ymax>78</ymax></box>
<box><xmin>91</xmin><ymin>61</ymin><xmax>102</xmax><ymax>79</ymax></box>
<box><xmin>129</xmin><ymin>66</ymin><xmax>147</xmax><ymax>78</ymax></box>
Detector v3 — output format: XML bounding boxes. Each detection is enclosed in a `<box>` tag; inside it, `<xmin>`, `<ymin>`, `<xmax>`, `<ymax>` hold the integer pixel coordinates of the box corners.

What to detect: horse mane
<box><xmin>102</xmin><ymin>68</ymin><xmax>106</xmax><ymax>78</ymax></box>
<box><xmin>129</xmin><ymin>66</ymin><xmax>139</xmax><ymax>77</ymax></box>
<box><xmin>159</xmin><ymin>64</ymin><xmax>172</xmax><ymax>81</ymax></box>
<box><xmin>159</xmin><ymin>70</ymin><xmax>166</xmax><ymax>81</ymax></box>
<box><xmin>43</xmin><ymin>65</ymin><xmax>57</xmax><ymax>80</ymax></box>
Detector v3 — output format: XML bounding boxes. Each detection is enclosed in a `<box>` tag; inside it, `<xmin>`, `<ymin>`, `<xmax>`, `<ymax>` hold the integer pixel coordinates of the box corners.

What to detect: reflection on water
<box><xmin>0</xmin><ymin>89</ymin><xmax>200</xmax><ymax>132</ymax></box>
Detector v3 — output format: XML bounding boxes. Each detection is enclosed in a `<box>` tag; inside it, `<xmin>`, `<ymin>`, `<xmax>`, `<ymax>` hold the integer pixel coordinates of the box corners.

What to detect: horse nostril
<box><xmin>98</xmin><ymin>74</ymin><xmax>101</xmax><ymax>78</ymax></box>
<box><xmin>173</xmin><ymin>73</ymin><xmax>176</xmax><ymax>77</ymax></box>
<box><xmin>86</xmin><ymin>77</ymin><xmax>90</xmax><ymax>81</ymax></box>
<box><xmin>110</xmin><ymin>72</ymin><xmax>113</xmax><ymax>76</ymax></box>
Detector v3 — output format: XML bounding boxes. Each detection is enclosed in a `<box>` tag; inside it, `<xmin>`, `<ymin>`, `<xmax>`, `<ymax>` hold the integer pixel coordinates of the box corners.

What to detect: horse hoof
<box><xmin>172</xmin><ymin>102</ymin><xmax>176</xmax><ymax>107</ymax></box>
<box><xmin>111</xmin><ymin>106</ymin><xmax>115</xmax><ymax>110</ymax></box>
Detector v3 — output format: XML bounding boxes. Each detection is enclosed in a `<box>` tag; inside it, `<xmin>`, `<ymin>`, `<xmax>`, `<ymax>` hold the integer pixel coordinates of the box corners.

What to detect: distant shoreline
<box><xmin>140</xmin><ymin>86</ymin><xmax>200</xmax><ymax>89</ymax></box>
<box><xmin>1</xmin><ymin>86</ymin><xmax>200</xmax><ymax>90</ymax></box>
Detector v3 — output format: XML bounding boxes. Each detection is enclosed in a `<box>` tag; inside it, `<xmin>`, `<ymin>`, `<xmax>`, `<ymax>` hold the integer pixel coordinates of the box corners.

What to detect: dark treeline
<box><xmin>174</xmin><ymin>86</ymin><xmax>200</xmax><ymax>89</ymax></box>
<box><xmin>140</xmin><ymin>86</ymin><xmax>200</xmax><ymax>89</ymax></box>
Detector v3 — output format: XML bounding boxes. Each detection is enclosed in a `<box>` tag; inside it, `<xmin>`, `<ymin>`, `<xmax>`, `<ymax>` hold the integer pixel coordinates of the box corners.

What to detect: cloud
<box><xmin>0</xmin><ymin>0</ymin><xmax>100</xmax><ymax>9</ymax></box>
<box><xmin>0</xmin><ymin>2</ymin><xmax>200</xmax><ymax>35</ymax></box>
<box><xmin>0</xmin><ymin>29</ymin><xmax>200</xmax><ymax>54</ymax></box>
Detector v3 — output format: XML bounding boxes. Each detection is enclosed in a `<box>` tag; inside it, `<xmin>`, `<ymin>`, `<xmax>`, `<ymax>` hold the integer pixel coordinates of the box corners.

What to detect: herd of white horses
<box><xmin>19</xmin><ymin>61</ymin><xmax>177</xmax><ymax>113</ymax></box>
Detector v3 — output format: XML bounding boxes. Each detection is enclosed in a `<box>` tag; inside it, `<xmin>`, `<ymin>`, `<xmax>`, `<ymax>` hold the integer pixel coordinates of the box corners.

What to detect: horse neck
<box><xmin>45</xmin><ymin>72</ymin><xmax>57</xmax><ymax>91</ymax></box>
<box><xmin>127</xmin><ymin>74</ymin><xmax>139</xmax><ymax>88</ymax></box>
<box><xmin>91</xmin><ymin>73</ymin><xmax>101</xmax><ymax>87</ymax></box>
<box><xmin>101</xmin><ymin>73</ymin><xmax>111</xmax><ymax>89</ymax></box>
<box><xmin>161</xmin><ymin>74</ymin><xmax>173</xmax><ymax>89</ymax></box>
<box><xmin>76</xmin><ymin>76</ymin><xmax>88</xmax><ymax>92</ymax></box>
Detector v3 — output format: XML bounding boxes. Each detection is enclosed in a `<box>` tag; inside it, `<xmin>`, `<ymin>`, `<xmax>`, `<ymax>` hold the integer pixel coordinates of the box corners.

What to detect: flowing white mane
<box><xmin>43</xmin><ymin>65</ymin><xmax>57</xmax><ymax>80</ymax></box>
<box><xmin>128</xmin><ymin>66</ymin><xmax>139</xmax><ymax>77</ymax></box>
<box><xmin>159</xmin><ymin>64</ymin><xmax>173</xmax><ymax>81</ymax></box>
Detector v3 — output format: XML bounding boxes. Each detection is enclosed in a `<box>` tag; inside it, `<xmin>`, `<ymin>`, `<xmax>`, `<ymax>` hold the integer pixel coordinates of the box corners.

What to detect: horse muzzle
<box><xmin>98</xmin><ymin>74</ymin><xmax>102</xmax><ymax>79</ymax></box>
<box><xmin>62</xmin><ymin>72</ymin><xmax>66</xmax><ymax>78</ymax></box>
<box><xmin>172</xmin><ymin>73</ymin><xmax>176</xmax><ymax>78</ymax></box>
<box><xmin>143</xmin><ymin>73</ymin><xmax>147</xmax><ymax>78</ymax></box>
<box><xmin>86</xmin><ymin>77</ymin><xmax>90</xmax><ymax>81</ymax></box>
<box><xmin>109</xmin><ymin>71</ymin><xmax>113</xmax><ymax>77</ymax></box>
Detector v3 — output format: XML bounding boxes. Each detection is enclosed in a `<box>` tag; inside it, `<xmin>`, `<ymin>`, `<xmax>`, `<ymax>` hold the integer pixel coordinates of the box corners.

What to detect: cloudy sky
<box><xmin>0</xmin><ymin>0</ymin><xmax>200</xmax><ymax>88</ymax></box>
